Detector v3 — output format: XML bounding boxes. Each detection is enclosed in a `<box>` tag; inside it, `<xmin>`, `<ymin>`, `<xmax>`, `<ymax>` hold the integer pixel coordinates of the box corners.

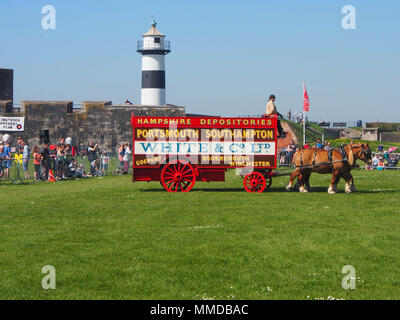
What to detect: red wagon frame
<box><xmin>131</xmin><ymin>114</ymin><xmax>278</xmax><ymax>193</ymax></box>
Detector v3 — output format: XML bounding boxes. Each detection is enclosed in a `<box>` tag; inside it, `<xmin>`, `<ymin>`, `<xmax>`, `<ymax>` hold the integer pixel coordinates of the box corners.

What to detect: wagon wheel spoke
<box><xmin>164</xmin><ymin>172</ymin><xmax>175</xmax><ymax>177</ymax></box>
<box><xmin>166</xmin><ymin>179</ymin><xmax>175</xmax><ymax>189</ymax></box>
<box><xmin>181</xmin><ymin>168</ymin><xmax>192</xmax><ymax>176</ymax></box>
<box><xmin>171</xmin><ymin>164</ymin><xmax>178</xmax><ymax>174</ymax></box>
<box><xmin>180</xmin><ymin>163</ymin><xmax>188</xmax><ymax>173</ymax></box>
<box><xmin>181</xmin><ymin>180</ymin><xmax>190</xmax><ymax>190</ymax></box>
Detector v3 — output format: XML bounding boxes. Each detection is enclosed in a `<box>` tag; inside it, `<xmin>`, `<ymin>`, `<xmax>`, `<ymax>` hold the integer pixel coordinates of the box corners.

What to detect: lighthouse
<box><xmin>137</xmin><ymin>20</ymin><xmax>171</xmax><ymax>106</ymax></box>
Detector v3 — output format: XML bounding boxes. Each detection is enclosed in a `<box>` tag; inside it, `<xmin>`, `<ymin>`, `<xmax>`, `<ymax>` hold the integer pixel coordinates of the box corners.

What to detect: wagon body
<box><xmin>131</xmin><ymin>114</ymin><xmax>278</xmax><ymax>192</ymax></box>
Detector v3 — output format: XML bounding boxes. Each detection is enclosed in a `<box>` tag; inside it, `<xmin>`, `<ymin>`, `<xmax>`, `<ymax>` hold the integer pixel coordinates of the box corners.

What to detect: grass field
<box><xmin>0</xmin><ymin>169</ymin><xmax>399</xmax><ymax>300</ymax></box>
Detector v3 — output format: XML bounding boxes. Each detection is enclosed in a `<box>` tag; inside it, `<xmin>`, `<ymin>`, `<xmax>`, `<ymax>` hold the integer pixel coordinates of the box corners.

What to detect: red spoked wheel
<box><xmin>243</xmin><ymin>172</ymin><xmax>266</xmax><ymax>193</ymax></box>
<box><xmin>161</xmin><ymin>160</ymin><xmax>196</xmax><ymax>192</ymax></box>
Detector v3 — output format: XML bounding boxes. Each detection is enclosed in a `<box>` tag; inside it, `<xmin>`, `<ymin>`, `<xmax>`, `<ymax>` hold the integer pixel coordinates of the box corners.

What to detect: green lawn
<box><xmin>0</xmin><ymin>169</ymin><xmax>399</xmax><ymax>300</ymax></box>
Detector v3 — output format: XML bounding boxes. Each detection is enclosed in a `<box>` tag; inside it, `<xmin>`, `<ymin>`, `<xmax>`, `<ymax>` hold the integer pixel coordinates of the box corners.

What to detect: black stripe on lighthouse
<box><xmin>142</xmin><ymin>71</ymin><xmax>165</xmax><ymax>89</ymax></box>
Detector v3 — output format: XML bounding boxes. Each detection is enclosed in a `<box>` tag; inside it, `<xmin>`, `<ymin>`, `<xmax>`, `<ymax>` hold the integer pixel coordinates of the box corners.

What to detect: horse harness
<box><xmin>297</xmin><ymin>145</ymin><xmax>349</xmax><ymax>170</ymax></box>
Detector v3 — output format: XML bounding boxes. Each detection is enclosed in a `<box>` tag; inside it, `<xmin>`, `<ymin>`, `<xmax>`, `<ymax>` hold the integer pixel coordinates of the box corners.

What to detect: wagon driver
<box><xmin>265</xmin><ymin>94</ymin><xmax>286</xmax><ymax>138</ymax></box>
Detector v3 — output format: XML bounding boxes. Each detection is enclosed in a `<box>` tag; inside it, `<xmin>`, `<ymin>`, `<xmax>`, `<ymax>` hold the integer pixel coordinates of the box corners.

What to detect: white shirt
<box><xmin>65</xmin><ymin>137</ymin><xmax>72</xmax><ymax>145</ymax></box>
<box><xmin>123</xmin><ymin>147</ymin><xmax>131</xmax><ymax>161</ymax></box>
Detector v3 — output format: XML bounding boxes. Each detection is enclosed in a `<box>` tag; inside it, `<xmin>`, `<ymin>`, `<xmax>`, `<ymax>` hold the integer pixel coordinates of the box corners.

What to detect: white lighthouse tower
<box><xmin>137</xmin><ymin>20</ymin><xmax>171</xmax><ymax>106</ymax></box>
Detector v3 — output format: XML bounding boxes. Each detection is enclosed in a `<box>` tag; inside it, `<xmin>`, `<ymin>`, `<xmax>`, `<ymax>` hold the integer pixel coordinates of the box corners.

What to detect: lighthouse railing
<box><xmin>137</xmin><ymin>40</ymin><xmax>170</xmax><ymax>52</ymax></box>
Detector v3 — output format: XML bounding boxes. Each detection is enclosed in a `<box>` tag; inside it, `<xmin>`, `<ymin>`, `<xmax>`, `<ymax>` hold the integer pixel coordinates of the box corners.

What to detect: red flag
<box><xmin>303</xmin><ymin>82</ymin><xmax>310</xmax><ymax>112</ymax></box>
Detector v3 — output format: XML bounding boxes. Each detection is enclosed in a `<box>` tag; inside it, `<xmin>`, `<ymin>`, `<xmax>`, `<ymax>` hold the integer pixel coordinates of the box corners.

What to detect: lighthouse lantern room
<box><xmin>137</xmin><ymin>20</ymin><xmax>171</xmax><ymax>106</ymax></box>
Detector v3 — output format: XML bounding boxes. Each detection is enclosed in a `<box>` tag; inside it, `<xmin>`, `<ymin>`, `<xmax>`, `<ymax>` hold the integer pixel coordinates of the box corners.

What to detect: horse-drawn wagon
<box><xmin>130</xmin><ymin>114</ymin><xmax>279</xmax><ymax>192</ymax></box>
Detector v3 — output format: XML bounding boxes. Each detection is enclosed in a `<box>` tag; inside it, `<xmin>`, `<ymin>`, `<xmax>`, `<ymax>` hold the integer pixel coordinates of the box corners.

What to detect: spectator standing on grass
<box><xmin>56</xmin><ymin>144</ymin><xmax>66</xmax><ymax>179</ymax></box>
<box><xmin>123</xmin><ymin>143</ymin><xmax>132</xmax><ymax>174</ymax></box>
<box><xmin>21</xmin><ymin>140</ymin><xmax>30</xmax><ymax>179</ymax></box>
<box><xmin>0</xmin><ymin>144</ymin><xmax>5</xmax><ymax>178</ymax></box>
<box><xmin>101</xmin><ymin>151</ymin><xmax>109</xmax><ymax>173</ymax></box>
<box><xmin>32</xmin><ymin>146</ymin><xmax>41</xmax><ymax>181</ymax></box>
<box><xmin>118</xmin><ymin>143</ymin><xmax>125</xmax><ymax>170</ymax></box>
<box><xmin>3</xmin><ymin>141</ymin><xmax>12</xmax><ymax>179</ymax></box>
<box><xmin>40</xmin><ymin>142</ymin><xmax>54</xmax><ymax>181</ymax></box>
<box><xmin>377</xmin><ymin>144</ymin><xmax>384</xmax><ymax>153</ymax></box>
<box><xmin>87</xmin><ymin>141</ymin><xmax>99</xmax><ymax>176</ymax></box>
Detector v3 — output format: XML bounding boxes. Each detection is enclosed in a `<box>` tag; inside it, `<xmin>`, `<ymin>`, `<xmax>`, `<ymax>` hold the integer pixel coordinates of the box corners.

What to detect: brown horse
<box><xmin>286</xmin><ymin>143</ymin><xmax>372</xmax><ymax>194</ymax></box>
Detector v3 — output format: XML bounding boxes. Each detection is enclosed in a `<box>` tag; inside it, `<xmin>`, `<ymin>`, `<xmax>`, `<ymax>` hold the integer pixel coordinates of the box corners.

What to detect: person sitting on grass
<box><xmin>324</xmin><ymin>142</ymin><xmax>332</xmax><ymax>150</ymax></box>
<box><xmin>67</xmin><ymin>159</ymin><xmax>82</xmax><ymax>178</ymax></box>
<box><xmin>371</xmin><ymin>153</ymin><xmax>379</xmax><ymax>169</ymax></box>
<box><xmin>377</xmin><ymin>157</ymin><xmax>385</xmax><ymax>171</ymax></box>
<box><xmin>89</xmin><ymin>159</ymin><xmax>101</xmax><ymax>176</ymax></box>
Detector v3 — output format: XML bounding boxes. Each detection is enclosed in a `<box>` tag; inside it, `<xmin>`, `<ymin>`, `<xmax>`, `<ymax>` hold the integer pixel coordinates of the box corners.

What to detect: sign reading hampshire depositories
<box><xmin>0</xmin><ymin>117</ymin><xmax>24</xmax><ymax>132</ymax></box>
<box><xmin>131</xmin><ymin>116</ymin><xmax>277</xmax><ymax>168</ymax></box>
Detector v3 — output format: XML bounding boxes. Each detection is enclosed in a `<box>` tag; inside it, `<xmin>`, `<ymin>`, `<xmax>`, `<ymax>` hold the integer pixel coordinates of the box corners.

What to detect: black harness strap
<box><xmin>339</xmin><ymin>145</ymin><xmax>348</xmax><ymax>163</ymax></box>
<box><xmin>300</xmin><ymin>150</ymin><xmax>304</xmax><ymax>167</ymax></box>
<box><xmin>312</xmin><ymin>149</ymin><xmax>318</xmax><ymax>166</ymax></box>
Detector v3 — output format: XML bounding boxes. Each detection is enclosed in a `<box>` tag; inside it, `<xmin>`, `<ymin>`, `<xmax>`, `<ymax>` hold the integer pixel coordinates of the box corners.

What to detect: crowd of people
<box><xmin>0</xmin><ymin>134</ymin><xmax>133</xmax><ymax>182</ymax></box>
<box><xmin>366</xmin><ymin>144</ymin><xmax>399</xmax><ymax>170</ymax></box>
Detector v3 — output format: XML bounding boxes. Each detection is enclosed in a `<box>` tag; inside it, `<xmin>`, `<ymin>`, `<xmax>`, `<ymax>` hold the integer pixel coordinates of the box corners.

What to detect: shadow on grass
<box><xmin>141</xmin><ymin>186</ymin><xmax>398</xmax><ymax>194</ymax></box>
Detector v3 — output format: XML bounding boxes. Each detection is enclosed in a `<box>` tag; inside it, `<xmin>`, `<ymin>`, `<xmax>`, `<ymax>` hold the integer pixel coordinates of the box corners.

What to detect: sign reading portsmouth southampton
<box><xmin>0</xmin><ymin>117</ymin><xmax>25</xmax><ymax>132</ymax></box>
<box><xmin>131</xmin><ymin>115</ymin><xmax>278</xmax><ymax>193</ymax></box>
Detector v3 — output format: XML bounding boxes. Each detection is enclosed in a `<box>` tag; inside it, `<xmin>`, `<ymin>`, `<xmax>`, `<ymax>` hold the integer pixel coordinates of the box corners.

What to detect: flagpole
<box><xmin>303</xmin><ymin>81</ymin><xmax>306</xmax><ymax>146</ymax></box>
<box><xmin>303</xmin><ymin>109</ymin><xmax>306</xmax><ymax>146</ymax></box>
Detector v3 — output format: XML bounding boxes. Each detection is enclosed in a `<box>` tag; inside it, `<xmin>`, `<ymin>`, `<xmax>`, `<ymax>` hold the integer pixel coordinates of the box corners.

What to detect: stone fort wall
<box><xmin>0</xmin><ymin>100</ymin><xmax>185</xmax><ymax>152</ymax></box>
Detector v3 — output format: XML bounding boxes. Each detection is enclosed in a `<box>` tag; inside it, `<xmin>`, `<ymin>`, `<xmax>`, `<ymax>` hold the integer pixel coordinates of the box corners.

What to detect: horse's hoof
<box><xmin>328</xmin><ymin>190</ymin><xmax>336</xmax><ymax>194</ymax></box>
<box><xmin>285</xmin><ymin>185</ymin><xmax>292</xmax><ymax>192</ymax></box>
<box><xmin>299</xmin><ymin>187</ymin><xmax>308</xmax><ymax>193</ymax></box>
<box><xmin>345</xmin><ymin>189</ymin><xmax>352</xmax><ymax>194</ymax></box>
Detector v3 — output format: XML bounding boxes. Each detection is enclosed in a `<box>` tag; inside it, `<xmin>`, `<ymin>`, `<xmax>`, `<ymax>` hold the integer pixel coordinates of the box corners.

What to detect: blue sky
<box><xmin>0</xmin><ymin>0</ymin><xmax>399</xmax><ymax>122</ymax></box>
